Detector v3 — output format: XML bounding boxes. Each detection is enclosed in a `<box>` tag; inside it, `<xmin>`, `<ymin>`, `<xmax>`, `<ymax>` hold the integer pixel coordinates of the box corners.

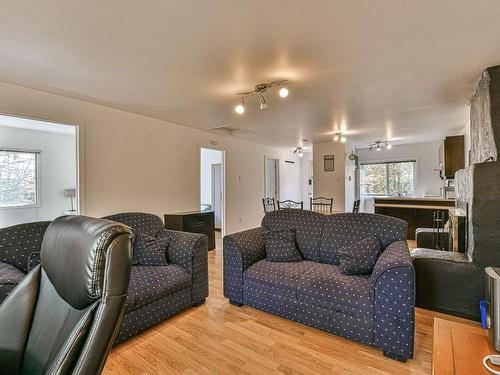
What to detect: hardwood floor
<box><xmin>103</xmin><ymin>236</ymin><xmax>473</xmax><ymax>374</ymax></box>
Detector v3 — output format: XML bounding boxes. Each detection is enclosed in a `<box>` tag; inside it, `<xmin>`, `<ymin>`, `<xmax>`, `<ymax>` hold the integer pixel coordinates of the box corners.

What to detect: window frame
<box><xmin>0</xmin><ymin>148</ymin><xmax>41</xmax><ymax>209</ymax></box>
<box><xmin>360</xmin><ymin>159</ymin><xmax>417</xmax><ymax>197</ymax></box>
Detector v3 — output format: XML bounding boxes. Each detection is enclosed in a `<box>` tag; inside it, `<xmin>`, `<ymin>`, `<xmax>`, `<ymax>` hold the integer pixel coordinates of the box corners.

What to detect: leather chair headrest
<box><xmin>41</xmin><ymin>215</ymin><xmax>133</xmax><ymax>309</ymax></box>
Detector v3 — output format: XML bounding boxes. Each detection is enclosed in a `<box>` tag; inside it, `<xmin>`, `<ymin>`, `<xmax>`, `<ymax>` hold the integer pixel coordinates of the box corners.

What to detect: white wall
<box><xmin>355</xmin><ymin>140</ymin><xmax>442</xmax><ymax>212</ymax></box>
<box><xmin>0</xmin><ymin>126</ymin><xmax>77</xmax><ymax>227</ymax></box>
<box><xmin>300</xmin><ymin>152</ymin><xmax>313</xmax><ymax>207</ymax></box>
<box><xmin>200</xmin><ymin>148</ymin><xmax>222</xmax><ymax>207</ymax></box>
<box><xmin>344</xmin><ymin>143</ymin><xmax>357</xmax><ymax>213</ymax></box>
<box><xmin>312</xmin><ymin>141</ymin><xmax>345</xmax><ymax>212</ymax></box>
<box><xmin>0</xmin><ymin>81</ymin><xmax>301</xmax><ymax>234</ymax></box>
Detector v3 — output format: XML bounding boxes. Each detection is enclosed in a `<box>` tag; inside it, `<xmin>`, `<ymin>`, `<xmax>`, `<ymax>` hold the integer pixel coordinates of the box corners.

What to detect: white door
<box><xmin>307</xmin><ymin>159</ymin><xmax>314</xmax><ymax>199</ymax></box>
<box><xmin>264</xmin><ymin>158</ymin><xmax>279</xmax><ymax>201</ymax></box>
<box><xmin>211</xmin><ymin>164</ymin><xmax>222</xmax><ymax>229</ymax></box>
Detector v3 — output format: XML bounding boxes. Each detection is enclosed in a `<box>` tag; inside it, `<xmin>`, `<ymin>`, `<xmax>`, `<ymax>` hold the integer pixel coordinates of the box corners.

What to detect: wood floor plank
<box><xmin>103</xmin><ymin>236</ymin><xmax>464</xmax><ymax>374</ymax></box>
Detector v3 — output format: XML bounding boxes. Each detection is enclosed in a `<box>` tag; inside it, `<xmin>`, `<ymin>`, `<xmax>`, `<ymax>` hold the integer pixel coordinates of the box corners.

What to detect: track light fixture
<box><xmin>234</xmin><ymin>79</ymin><xmax>288</xmax><ymax>113</ymax></box>
<box><xmin>333</xmin><ymin>132</ymin><xmax>346</xmax><ymax>143</ymax></box>
<box><xmin>293</xmin><ymin>147</ymin><xmax>304</xmax><ymax>157</ymax></box>
<box><xmin>368</xmin><ymin>140</ymin><xmax>392</xmax><ymax>151</ymax></box>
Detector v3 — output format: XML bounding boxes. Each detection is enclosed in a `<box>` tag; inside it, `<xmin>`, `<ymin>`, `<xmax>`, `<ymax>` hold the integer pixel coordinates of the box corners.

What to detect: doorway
<box><xmin>0</xmin><ymin>113</ymin><xmax>80</xmax><ymax>228</ymax></box>
<box><xmin>264</xmin><ymin>157</ymin><xmax>279</xmax><ymax>202</ymax></box>
<box><xmin>200</xmin><ymin>148</ymin><xmax>225</xmax><ymax>236</ymax></box>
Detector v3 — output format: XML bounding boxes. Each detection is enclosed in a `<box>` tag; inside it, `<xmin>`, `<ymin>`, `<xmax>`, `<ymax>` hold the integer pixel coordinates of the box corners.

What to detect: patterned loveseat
<box><xmin>0</xmin><ymin>213</ymin><xmax>209</xmax><ymax>344</ymax></box>
<box><xmin>223</xmin><ymin>210</ymin><xmax>415</xmax><ymax>362</ymax></box>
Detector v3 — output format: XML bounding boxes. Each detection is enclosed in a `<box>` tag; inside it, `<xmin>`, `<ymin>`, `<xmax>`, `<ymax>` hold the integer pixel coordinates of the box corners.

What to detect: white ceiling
<box><xmin>1</xmin><ymin>1</ymin><xmax>500</xmax><ymax>148</ymax></box>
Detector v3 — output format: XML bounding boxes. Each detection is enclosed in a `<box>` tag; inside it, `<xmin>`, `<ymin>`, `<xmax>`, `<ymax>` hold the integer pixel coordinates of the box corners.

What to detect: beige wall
<box><xmin>0</xmin><ymin>82</ymin><xmax>301</xmax><ymax>234</ymax></box>
<box><xmin>312</xmin><ymin>141</ymin><xmax>345</xmax><ymax>211</ymax></box>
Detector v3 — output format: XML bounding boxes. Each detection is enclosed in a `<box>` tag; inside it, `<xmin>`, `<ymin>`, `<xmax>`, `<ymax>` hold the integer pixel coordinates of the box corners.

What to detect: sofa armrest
<box><xmin>371</xmin><ymin>240</ymin><xmax>415</xmax><ymax>361</ymax></box>
<box><xmin>0</xmin><ymin>221</ymin><xmax>50</xmax><ymax>274</ymax></box>
<box><xmin>223</xmin><ymin>227</ymin><xmax>266</xmax><ymax>304</ymax></box>
<box><xmin>164</xmin><ymin>229</ymin><xmax>208</xmax><ymax>304</ymax></box>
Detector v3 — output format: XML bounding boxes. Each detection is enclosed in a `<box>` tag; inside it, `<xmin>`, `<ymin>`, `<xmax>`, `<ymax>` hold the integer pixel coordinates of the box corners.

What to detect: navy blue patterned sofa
<box><xmin>223</xmin><ymin>210</ymin><xmax>415</xmax><ymax>361</ymax></box>
<box><xmin>0</xmin><ymin>213</ymin><xmax>209</xmax><ymax>344</ymax></box>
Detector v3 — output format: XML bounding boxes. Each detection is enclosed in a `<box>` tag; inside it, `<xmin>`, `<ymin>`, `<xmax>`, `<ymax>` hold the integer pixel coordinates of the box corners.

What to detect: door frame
<box><xmin>264</xmin><ymin>156</ymin><xmax>280</xmax><ymax>202</ymax></box>
<box><xmin>199</xmin><ymin>147</ymin><xmax>226</xmax><ymax>237</ymax></box>
<box><xmin>211</xmin><ymin>163</ymin><xmax>222</xmax><ymax>230</ymax></box>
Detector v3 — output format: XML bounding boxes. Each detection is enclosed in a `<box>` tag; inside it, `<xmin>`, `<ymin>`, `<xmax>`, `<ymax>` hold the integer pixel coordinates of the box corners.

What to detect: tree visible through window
<box><xmin>0</xmin><ymin>150</ymin><xmax>38</xmax><ymax>207</ymax></box>
<box><xmin>360</xmin><ymin>160</ymin><xmax>416</xmax><ymax>196</ymax></box>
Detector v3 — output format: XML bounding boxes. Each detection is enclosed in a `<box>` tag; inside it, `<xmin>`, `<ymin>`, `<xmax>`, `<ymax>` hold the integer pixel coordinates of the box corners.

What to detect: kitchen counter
<box><xmin>373</xmin><ymin>197</ymin><xmax>455</xmax><ymax>240</ymax></box>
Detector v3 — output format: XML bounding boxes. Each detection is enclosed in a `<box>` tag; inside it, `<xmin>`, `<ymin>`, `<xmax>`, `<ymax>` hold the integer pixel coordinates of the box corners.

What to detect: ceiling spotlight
<box><xmin>279</xmin><ymin>87</ymin><xmax>289</xmax><ymax>98</ymax></box>
<box><xmin>235</xmin><ymin>98</ymin><xmax>245</xmax><ymax>114</ymax></box>
<box><xmin>293</xmin><ymin>147</ymin><xmax>304</xmax><ymax>157</ymax></box>
<box><xmin>259</xmin><ymin>95</ymin><xmax>268</xmax><ymax>110</ymax></box>
<box><xmin>333</xmin><ymin>132</ymin><xmax>346</xmax><ymax>143</ymax></box>
<box><xmin>369</xmin><ymin>140</ymin><xmax>392</xmax><ymax>151</ymax></box>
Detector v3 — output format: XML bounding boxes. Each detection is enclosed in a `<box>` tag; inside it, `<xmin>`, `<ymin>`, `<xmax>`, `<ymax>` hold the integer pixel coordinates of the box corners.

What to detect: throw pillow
<box><xmin>264</xmin><ymin>228</ymin><xmax>302</xmax><ymax>262</ymax></box>
<box><xmin>133</xmin><ymin>233</ymin><xmax>169</xmax><ymax>266</ymax></box>
<box><xmin>338</xmin><ymin>235</ymin><xmax>381</xmax><ymax>275</ymax></box>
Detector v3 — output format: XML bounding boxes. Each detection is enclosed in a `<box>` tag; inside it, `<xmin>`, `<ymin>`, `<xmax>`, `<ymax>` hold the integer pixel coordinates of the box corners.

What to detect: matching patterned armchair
<box><xmin>223</xmin><ymin>210</ymin><xmax>415</xmax><ymax>361</ymax></box>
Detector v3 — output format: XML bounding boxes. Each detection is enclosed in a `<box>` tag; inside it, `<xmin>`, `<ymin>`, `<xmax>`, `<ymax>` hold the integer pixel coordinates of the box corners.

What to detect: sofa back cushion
<box><xmin>103</xmin><ymin>212</ymin><xmax>165</xmax><ymax>237</ymax></box>
<box><xmin>262</xmin><ymin>210</ymin><xmax>325</xmax><ymax>262</ymax></box>
<box><xmin>319</xmin><ymin>213</ymin><xmax>407</xmax><ymax>265</ymax></box>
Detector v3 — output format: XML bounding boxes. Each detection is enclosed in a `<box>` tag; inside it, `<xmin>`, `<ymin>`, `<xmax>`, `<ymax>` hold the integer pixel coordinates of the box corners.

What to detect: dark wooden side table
<box><xmin>164</xmin><ymin>211</ymin><xmax>215</xmax><ymax>251</ymax></box>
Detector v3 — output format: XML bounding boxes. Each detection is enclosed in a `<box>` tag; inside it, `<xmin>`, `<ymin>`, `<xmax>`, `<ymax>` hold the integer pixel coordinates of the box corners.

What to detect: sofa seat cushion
<box><xmin>243</xmin><ymin>260</ymin><xmax>316</xmax><ymax>299</ymax></box>
<box><xmin>126</xmin><ymin>265</ymin><xmax>191</xmax><ymax>312</ymax></box>
<box><xmin>297</xmin><ymin>263</ymin><xmax>374</xmax><ymax>318</ymax></box>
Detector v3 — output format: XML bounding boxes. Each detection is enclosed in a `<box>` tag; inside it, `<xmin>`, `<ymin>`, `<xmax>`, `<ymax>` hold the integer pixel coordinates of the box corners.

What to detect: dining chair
<box><xmin>277</xmin><ymin>200</ymin><xmax>304</xmax><ymax>210</ymax></box>
<box><xmin>310</xmin><ymin>197</ymin><xmax>333</xmax><ymax>214</ymax></box>
<box><xmin>262</xmin><ymin>197</ymin><xmax>276</xmax><ymax>212</ymax></box>
<box><xmin>352</xmin><ymin>199</ymin><xmax>361</xmax><ymax>213</ymax></box>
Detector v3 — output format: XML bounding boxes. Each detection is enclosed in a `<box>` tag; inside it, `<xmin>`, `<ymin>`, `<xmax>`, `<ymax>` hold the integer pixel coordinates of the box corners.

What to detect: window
<box><xmin>360</xmin><ymin>160</ymin><xmax>416</xmax><ymax>196</ymax></box>
<box><xmin>0</xmin><ymin>150</ymin><xmax>39</xmax><ymax>207</ymax></box>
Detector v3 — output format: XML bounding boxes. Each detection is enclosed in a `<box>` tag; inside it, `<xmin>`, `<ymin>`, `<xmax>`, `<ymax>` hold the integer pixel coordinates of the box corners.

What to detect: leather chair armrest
<box><xmin>223</xmin><ymin>227</ymin><xmax>266</xmax><ymax>304</ymax></box>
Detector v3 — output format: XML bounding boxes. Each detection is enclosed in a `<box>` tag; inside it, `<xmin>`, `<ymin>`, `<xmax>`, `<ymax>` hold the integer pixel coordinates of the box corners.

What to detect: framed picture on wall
<box><xmin>324</xmin><ymin>155</ymin><xmax>334</xmax><ymax>171</ymax></box>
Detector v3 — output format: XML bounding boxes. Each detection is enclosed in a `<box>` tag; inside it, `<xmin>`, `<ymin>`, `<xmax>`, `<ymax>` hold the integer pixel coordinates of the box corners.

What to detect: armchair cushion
<box><xmin>133</xmin><ymin>233</ymin><xmax>169</xmax><ymax>266</ymax></box>
<box><xmin>126</xmin><ymin>265</ymin><xmax>191</xmax><ymax>312</ymax></box>
<box><xmin>264</xmin><ymin>228</ymin><xmax>302</xmax><ymax>262</ymax></box>
<box><xmin>339</xmin><ymin>235</ymin><xmax>381</xmax><ymax>275</ymax></box>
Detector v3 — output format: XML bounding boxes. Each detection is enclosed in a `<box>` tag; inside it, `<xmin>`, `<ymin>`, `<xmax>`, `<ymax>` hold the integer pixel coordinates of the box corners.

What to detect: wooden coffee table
<box><xmin>433</xmin><ymin>317</ymin><xmax>500</xmax><ymax>374</ymax></box>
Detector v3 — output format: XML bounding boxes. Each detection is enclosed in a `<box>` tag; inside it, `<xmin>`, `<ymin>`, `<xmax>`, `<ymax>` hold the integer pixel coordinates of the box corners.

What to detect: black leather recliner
<box><xmin>0</xmin><ymin>215</ymin><xmax>133</xmax><ymax>375</ymax></box>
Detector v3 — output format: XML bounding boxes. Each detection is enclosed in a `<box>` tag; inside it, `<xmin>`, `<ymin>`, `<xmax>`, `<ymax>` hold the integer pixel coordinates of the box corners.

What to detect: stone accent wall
<box><xmin>455</xmin><ymin>65</ymin><xmax>500</xmax><ymax>264</ymax></box>
<box><xmin>470</xmin><ymin>66</ymin><xmax>500</xmax><ymax>163</ymax></box>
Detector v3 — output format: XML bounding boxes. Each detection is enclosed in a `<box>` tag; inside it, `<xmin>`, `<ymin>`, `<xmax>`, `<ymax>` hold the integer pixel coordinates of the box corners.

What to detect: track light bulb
<box><xmin>386</xmin><ymin>143</ymin><xmax>392</xmax><ymax>149</ymax></box>
<box><xmin>333</xmin><ymin>134</ymin><xmax>339</xmax><ymax>142</ymax></box>
<box><xmin>259</xmin><ymin>95</ymin><xmax>268</xmax><ymax>110</ymax></box>
<box><xmin>235</xmin><ymin>99</ymin><xmax>245</xmax><ymax>114</ymax></box>
<box><xmin>279</xmin><ymin>87</ymin><xmax>289</xmax><ymax>98</ymax></box>
<box><xmin>340</xmin><ymin>136</ymin><xmax>347</xmax><ymax>143</ymax></box>
<box><xmin>376</xmin><ymin>146</ymin><xmax>381</xmax><ymax>151</ymax></box>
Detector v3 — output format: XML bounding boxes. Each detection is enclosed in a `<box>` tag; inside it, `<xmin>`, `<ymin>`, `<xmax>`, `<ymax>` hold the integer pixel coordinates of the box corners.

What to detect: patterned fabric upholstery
<box><xmin>244</xmin><ymin>260</ymin><xmax>315</xmax><ymax>299</ymax></box>
<box><xmin>0</xmin><ymin>261</ymin><xmax>25</xmax><ymax>302</ymax></box>
<box><xmin>126</xmin><ymin>265</ymin><xmax>191</xmax><ymax>312</ymax></box>
<box><xmin>297</xmin><ymin>263</ymin><xmax>374</xmax><ymax>318</ymax></box>
<box><xmin>371</xmin><ymin>240</ymin><xmax>415</xmax><ymax>359</ymax></box>
<box><xmin>133</xmin><ymin>233</ymin><xmax>169</xmax><ymax>266</ymax></box>
<box><xmin>262</xmin><ymin>210</ymin><xmax>325</xmax><ymax>261</ymax></box>
<box><xmin>0</xmin><ymin>221</ymin><xmax>50</xmax><ymax>273</ymax></box>
<box><xmin>224</xmin><ymin>211</ymin><xmax>415</xmax><ymax>361</ymax></box>
<box><xmin>338</xmin><ymin>235</ymin><xmax>381</xmax><ymax>275</ymax></box>
<box><xmin>264</xmin><ymin>228</ymin><xmax>302</xmax><ymax>262</ymax></box>
<box><xmin>320</xmin><ymin>213</ymin><xmax>407</xmax><ymax>265</ymax></box>
<box><xmin>102</xmin><ymin>212</ymin><xmax>209</xmax><ymax>342</ymax></box>
<box><xmin>223</xmin><ymin>227</ymin><xmax>266</xmax><ymax>304</ymax></box>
